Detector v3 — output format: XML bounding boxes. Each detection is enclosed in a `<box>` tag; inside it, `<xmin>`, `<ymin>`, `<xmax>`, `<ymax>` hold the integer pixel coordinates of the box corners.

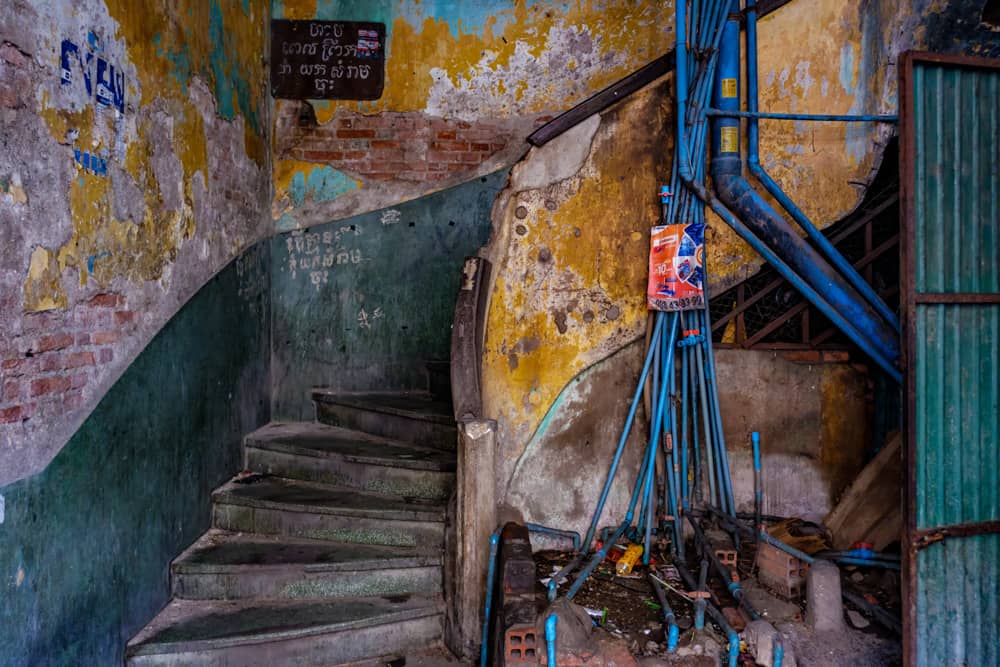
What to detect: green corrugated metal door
<box><xmin>901</xmin><ymin>52</ymin><xmax>1000</xmax><ymax>667</ymax></box>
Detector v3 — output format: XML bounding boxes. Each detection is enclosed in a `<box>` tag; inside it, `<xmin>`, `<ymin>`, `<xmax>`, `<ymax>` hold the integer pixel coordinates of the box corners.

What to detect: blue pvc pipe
<box><xmin>675</xmin><ymin>558</ymin><xmax>738</xmax><ymax>667</ymax></box>
<box><xmin>581</xmin><ymin>315</ymin><xmax>666</xmax><ymax>553</ymax></box>
<box><xmin>684</xmin><ymin>179</ymin><xmax>902</xmax><ymax>382</ymax></box>
<box><xmin>545</xmin><ymin>614</ymin><xmax>558</xmax><ymax>667</ymax></box>
<box><xmin>774</xmin><ymin>633</ymin><xmax>785</xmax><ymax>667</ymax></box>
<box><xmin>525</xmin><ymin>523</ymin><xmax>581</xmax><ymax>551</ymax></box>
<box><xmin>743</xmin><ymin>0</ymin><xmax>899</xmax><ymax>333</ymax></box>
<box><xmin>700</xmin><ymin>308</ymin><xmax>736</xmax><ymax>516</ymax></box>
<box><xmin>480</xmin><ymin>532</ymin><xmax>500</xmax><ymax>667</ymax></box>
<box><xmin>706</xmin><ymin>109</ymin><xmax>898</xmax><ymax>122</ymax></box>
<box><xmin>709</xmin><ymin>2</ymin><xmax>900</xmax><ymax>371</ymax></box>
<box><xmin>695</xmin><ymin>559</ymin><xmax>709</xmax><ymax>630</ymax></box>
<box><xmin>752</xmin><ymin>431</ymin><xmax>762</xmax><ymax>538</ymax></box>
<box><xmin>648</xmin><ymin>572</ymin><xmax>680</xmax><ymax>652</ymax></box>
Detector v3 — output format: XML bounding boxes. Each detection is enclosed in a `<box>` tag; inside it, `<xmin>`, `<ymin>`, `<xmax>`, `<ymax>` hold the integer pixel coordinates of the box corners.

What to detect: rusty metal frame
<box><xmin>711</xmin><ymin>192</ymin><xmax>899</xmax><ymax>350</ymax></box>
<box><xmin>899</xmin><ymin>50</ymin><xmax>1000</xmax><ymax>667</ymax></box>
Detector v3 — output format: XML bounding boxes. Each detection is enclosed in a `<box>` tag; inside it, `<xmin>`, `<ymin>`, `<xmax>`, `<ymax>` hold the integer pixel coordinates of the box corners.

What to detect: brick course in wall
<box><xmin>276</xmin><ymin>106</ymin><xmax>532</xmax><ymax>184</ymax></box>
<box><xmin>0</xmin><ymin>294</ymin><xmax>133</xmax><ymax>424</ymax></box>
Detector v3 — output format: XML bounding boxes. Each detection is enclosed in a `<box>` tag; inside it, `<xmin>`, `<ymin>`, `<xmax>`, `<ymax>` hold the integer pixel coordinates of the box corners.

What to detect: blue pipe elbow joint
<box><xmin>667</xmin><ymin>623</ymin><xmax>680</xmax><ymax>652</ymax></box>
<box><xmin>545</xmin><ymin>614</ymin><xmax>559</xmax><ymax>667</ymax></box>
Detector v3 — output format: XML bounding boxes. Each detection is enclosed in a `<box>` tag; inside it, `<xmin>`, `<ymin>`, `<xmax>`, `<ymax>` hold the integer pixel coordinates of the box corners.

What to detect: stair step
<box><xmin>212</xmin><ymin>476</ymin><xmax>445</xmax><ymax>548</ymax></box>
<box><xmin>312</xmin><ymin>390</ymin><xmax>457</xmax><ymax>450</ymax></box>
<box><xmin>172</xmin><ymin>530</ymin><xmax>442</xmax><ymax>601</ymax></box>
<box><xmin>245</xmin><ymin>422</ymin><xmax>455</xmax><ymax>500</ymax></box>
<box><xmin>126</xmin><ymin>595</ymin><xmax>443</xmax><ymax>667</ymax></box>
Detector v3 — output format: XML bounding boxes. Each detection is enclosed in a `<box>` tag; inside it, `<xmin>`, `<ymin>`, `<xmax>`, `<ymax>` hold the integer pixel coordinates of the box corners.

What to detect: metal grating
<box><xmin>901</xmin><ymin>52</ymin><xmax>1000</xmax><ymax>667</ymax></box>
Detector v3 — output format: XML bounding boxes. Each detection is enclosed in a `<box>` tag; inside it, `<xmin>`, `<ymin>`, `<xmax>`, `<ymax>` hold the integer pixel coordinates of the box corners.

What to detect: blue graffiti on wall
<box><xmin>60</xmin><ymin>32</ymin><xmax>125</xmax><ymax>113</ymax></box>
<box><xmin>73</xmin><ymin>149</ymin><xmax>109</xmax><ymax>176</ymax></box>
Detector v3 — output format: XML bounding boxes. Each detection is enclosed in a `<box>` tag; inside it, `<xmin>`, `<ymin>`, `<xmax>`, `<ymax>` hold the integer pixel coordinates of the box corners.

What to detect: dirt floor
<box><xmin>533</xmin><ymin>525</ymin><xmax>903</xmax><ymax>667</ymax></box>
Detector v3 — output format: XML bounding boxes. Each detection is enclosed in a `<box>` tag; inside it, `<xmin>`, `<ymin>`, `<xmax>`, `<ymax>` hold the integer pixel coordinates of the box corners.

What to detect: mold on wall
<box><xmin>269</xmin><ymin>0</ymin><xmax>676</xmax><ymax>230</ymax></box>
<box><xmin>271</xmin><ymin>168</ymin><xmax>508</xmax><ymax>420</ymax></box>
<box><xmin>715</xmin><ymin>349</ymin><xmax>869</xmax><ymax>522</ymax></box>
<box><xmin>0</xmin><ymin>0</ymin><xmax>270</xmax><ymax>484</ymax></box>
<box><xmin>480</xmin><ymin>76</ymin><xmax>672</xmax><ymax>507</ymax></box>
<box><xmin>0</xmin><ymin>241</ymin><xmax>271</xmax><ymax>666</ymax></box>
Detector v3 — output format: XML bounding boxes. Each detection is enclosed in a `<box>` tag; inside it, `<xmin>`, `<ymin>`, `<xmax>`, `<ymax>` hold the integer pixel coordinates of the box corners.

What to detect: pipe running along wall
<box><xmin>708</xmin><ymin>0</ymin><xmax>900</xmax><ymax>375</ymax></box>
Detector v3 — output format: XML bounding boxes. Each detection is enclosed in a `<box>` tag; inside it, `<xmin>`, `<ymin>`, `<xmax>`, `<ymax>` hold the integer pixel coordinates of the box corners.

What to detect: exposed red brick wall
<box><xmin>0</xmin><ymin>294</ymin><xmax>134</xmax><ymax>424</ymax></box>
<box><xmin>278</xmin><ymin>108</ymin><xmax>515</xmax><ymax>184</ymax></box>
<box><xmin>0</xmin><ymin>41</ymin><xmax>31</xmax><ymax>110</ymax></box>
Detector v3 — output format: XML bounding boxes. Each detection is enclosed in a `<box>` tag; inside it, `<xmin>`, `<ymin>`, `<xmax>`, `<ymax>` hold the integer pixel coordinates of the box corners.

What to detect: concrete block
<box><xmin>745</xmin><ymin>620</ymin><xmax>797</xmax><ymax>667</ymax></box>
<box><xmin>805</xmin><ymin>560</ymin><xmax>846</xmax><ymax>633</ymax></box>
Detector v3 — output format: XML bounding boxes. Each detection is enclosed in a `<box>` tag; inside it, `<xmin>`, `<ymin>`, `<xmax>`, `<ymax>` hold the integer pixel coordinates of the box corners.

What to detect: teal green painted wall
<box><xmin>0</xmin><ymin>242</ymin><xmax>271</xmax><ymax>667</ymax></box>
<box><xmin>271</xmin><ymin>170</ymin><xmax>507</xmax><ymax>420</ymax></box>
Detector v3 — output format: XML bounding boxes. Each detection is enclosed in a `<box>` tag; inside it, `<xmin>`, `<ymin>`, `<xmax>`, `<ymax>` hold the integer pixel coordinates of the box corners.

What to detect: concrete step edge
<box><xmin>127</xmin><ymin>599</ymin><xmax>444</xmax><ymax>658</ymax></box>
<box><xmin>211</xmin><ymin>479</ymin><xmax>447</xmax><ymax>522</ymax></box>
<box><xmin>310</xmin><ymin>390</ymin><xmax>456</xmax><ymax>426</ymax></box>
<box><xmin>245</xmin><ymin>440</ymin><xmax>456</xmax><ymax>473</ymax></box>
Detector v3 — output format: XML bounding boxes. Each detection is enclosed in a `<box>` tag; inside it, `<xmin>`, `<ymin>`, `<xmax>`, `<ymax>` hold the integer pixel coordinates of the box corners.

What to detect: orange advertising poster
<box><xmin>647</xmin><ymin>222</ymin><xmax>705</xmax><ymax>311</ymax></box>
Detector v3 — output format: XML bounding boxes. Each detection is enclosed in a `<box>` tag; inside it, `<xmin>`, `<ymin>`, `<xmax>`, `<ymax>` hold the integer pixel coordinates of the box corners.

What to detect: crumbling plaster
<box><xmin>0</xmin><ymin>0</ymin><xmax>270</xmax><ymax>484</ymax></box>
<box><xmin>270</xmin><ymin>0</ymin><xmax>676</xmax><ymax>230</ymax></box>
<box><xmin>478</xmin><ymin>0</ymin><xmax>991</xmax><ymax>524</ymax></box>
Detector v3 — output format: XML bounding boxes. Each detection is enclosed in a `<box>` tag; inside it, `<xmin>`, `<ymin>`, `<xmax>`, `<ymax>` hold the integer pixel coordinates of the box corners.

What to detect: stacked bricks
<box><xmin>0</xmin><ymin>293</ymin><xmax>134</xmax><ymax>424</ymax></box>
<box><xmin>755</xmin><ymin>541</ymin><xmax>809</xmax><ymax>599</ymax></box>
<box><xmin>280</xmin><ymin>108</ymin><xmax>512</xmax><ymax>184</ymax></box>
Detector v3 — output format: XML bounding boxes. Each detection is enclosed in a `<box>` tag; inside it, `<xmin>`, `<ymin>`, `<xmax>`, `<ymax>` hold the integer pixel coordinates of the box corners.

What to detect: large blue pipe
<box><xmin>743</xmin><ymin>0</ymin><xmax>899</xmax><ymax>332</ymax></box>
<box><xmin>709</xmin><ymin>1</ymin><xmax>900</xmax><ymax>373</ymax></box>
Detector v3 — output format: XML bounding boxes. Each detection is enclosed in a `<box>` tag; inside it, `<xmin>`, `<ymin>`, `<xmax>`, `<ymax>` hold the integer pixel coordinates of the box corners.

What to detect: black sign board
<box><xmin>270</xmin><ymin>20</ymin><xmax>385</xmax><ymax>100</ymax></box>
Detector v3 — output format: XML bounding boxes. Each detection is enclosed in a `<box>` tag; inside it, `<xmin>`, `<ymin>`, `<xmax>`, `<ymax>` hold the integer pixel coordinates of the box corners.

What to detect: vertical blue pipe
<box><xmin>581</xmin><ymin>315</ymin><xmax>665</xmax><ymax>553</ymax></box>
<box><xmin>680</xmin><ymin>320</ymin><xmax>690</xmax><ymax>511</ymax></box>
<box><xmin>480</xmin><ymin>532</ymin><xmax>500</xmax><ymax>667</ymax></box>
<box><xmin>545</xmin><ymin>614</ymin><xmax>558</xmax><ymax>667</ymax></box>
<box><xmin>645</xmin><ymin>313</ymin><xmax>678</xmax><ymax>562</ymax></box>
<box><xmin>752</xmin><ymin>431</ymin><xmax>762</xmax><ymax>541</ymax></box>
<box><xmin>744</xmin><ymin>0</ymin><xmax>899</xmax><ymax>332</ymax></box>
<box><xmin>702</xmin><ymin>308</ymin><xmax>736</xmax><ymax>515</ymax></box>
<box><xmin>695</xmin><ymin>559</ymin><xmax>709</xmax><ymax>629</ymax></box>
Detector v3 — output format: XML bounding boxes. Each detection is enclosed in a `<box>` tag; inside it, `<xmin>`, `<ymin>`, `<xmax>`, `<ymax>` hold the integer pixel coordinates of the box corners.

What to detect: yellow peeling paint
<box><xmin>23</xmin><ymin>247</ymin><xmax>66</xmax><ymax>312</ymax></box>
<box><xmin>23</xmin><ymin>1</ymin><xmax>266</xmax><ymax>312</ymax></box>
<box><xmin>482</xmin><ymin>80</ymin><xmax>670</xmax><ymax>452</ymax></box>
<box><xmin>294</xmin><ymin>0</ymin><xmax>673</xmax><ymax>124</ymax></box>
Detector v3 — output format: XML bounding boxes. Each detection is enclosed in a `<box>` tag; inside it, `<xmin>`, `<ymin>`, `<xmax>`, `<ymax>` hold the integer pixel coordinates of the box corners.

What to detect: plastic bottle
<box><xmin>616</xmin><ymin>544</ymin><xmax>644</xmax><ymax>575</ymax></box>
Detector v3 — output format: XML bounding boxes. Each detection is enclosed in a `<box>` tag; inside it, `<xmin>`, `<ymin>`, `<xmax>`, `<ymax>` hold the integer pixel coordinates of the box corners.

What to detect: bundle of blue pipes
<box><xmin>480</xmin><ymin>1</ymin><xmax>902</xmax><ymax>664</ymax></box>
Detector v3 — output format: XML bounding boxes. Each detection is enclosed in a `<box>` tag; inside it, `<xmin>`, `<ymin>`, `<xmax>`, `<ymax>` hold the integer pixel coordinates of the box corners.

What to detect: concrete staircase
<box><xmin>127</xmin><ymin>390</ymin><xmax>457</xmax><ymax>666</ymax></box>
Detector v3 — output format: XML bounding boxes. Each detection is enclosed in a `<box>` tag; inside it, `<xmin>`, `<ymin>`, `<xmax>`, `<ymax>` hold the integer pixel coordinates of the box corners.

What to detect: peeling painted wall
<box><xmin>477</xmin><ymin>0</ymin><xmax>997</xmax><ymax>532</ymax></box>
<box><xmin>271</xmin><ymin>169</ymin><xmax>507</xmax><ymax>420</ymax></box>
<box><xmin>716</xmin><ymin>350</ymin><xmax>869</xmax><ymax>523</ymax></box>
<box><xmin>270</xmin><ymin>0</ymin><xmax>675</xmax><ymax>231</ymax></box>
<box><xmin>0</xmin><ymin>241</ymin><xmax>270</xmax><ymax>666</ymax></box>
<box><xmin>0</xmin><ymin>0</ymin><xmax>270</xmax><ymax>484</ymax></box>
<box><xmin>480</xmin><ymin>77</ymin><xmax>672</xmax><ymax>515</ymax></box>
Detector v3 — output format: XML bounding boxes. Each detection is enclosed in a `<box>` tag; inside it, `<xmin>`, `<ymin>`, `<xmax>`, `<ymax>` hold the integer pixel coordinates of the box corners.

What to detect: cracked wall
<box><xmin>478</xmin><ymin>0</ymin><xmax>999</xmax><ymax>534</ymax></box>
<box><xmin>270</xmin><ymin>0</ymin><xmax>676</xmax><ymax>231</ymax></box>
<box><xmin>0</xmin><ymin>0</ymin><xmax>270</xmax><ymax>485</ymax></box>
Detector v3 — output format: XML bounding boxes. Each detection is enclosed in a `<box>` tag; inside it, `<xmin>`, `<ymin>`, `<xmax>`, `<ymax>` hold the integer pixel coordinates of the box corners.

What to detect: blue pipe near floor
<box><xmin>581</xmin><ymin>314</ymin><xmax>665</xmax><ymax>553</ymax></box>
<box><xmin>545</xmin><ymin>614</ymin><xmax>558</xmax><ymax>667</ymax></box>
<box><xmin>525</xmin><ymin>524</ymin><xmax>582</xmax><ymax>551</ymax></box>
<box><xmin>710</xmin><ymin>0</ymin><xmax>901</xmax><ymax>372</ymax></box>
<box><xmin>742</xmin><ymin>0</ymin><xmax>900</xmax><ymax>332</ymax></box>
<box><xmin>752</xmin><ymin>431</ymin><xmax>762</xmax><ymax>539</ymax></box>
<box><xmin>480</xmin><ymin>531</ymin><xmax>500</xmax><ymax>667</ymax></box>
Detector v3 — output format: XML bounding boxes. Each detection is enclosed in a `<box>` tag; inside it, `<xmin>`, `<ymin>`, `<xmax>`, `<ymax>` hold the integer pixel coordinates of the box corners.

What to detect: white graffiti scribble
<box><xmin>357</xmin><ymin>306</ymin><xmax>384</xmax><ymax>330</ymax></box>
